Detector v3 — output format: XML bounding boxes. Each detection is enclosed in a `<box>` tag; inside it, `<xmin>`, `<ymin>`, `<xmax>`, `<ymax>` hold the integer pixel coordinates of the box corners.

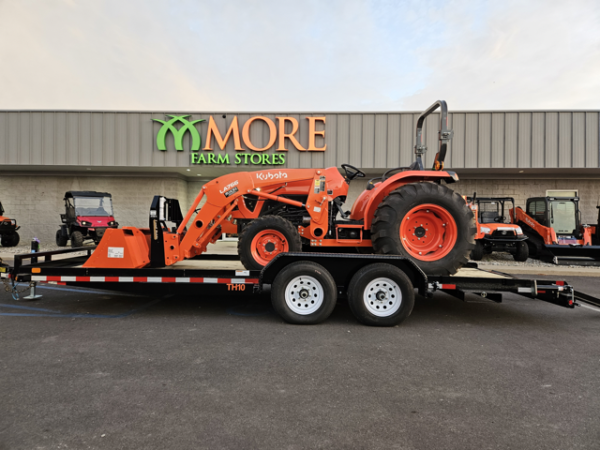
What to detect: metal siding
<box><xmin>504</xmin><ymin>113</ymin><xmax>518</xmax><ymax>167</ymax></box>
<box><xmin>348</xmin><ymin>115</ymin><xmax>362</xmax><ymax>167</ymax></box>
<box><xmin>399</xmin><ymin>114</ymin><xmax>413</xmax><ymax>167</ymax></box>
<box><xmin>309</xmin><ymin>114</ymin><xmax>325</xmax><ymax>170</ymax></box>
<box><xmin>0</xmin><ymin>113</ymin><xmax>6</xmax><ymax>164</ymax></box>
<box><xmin>586</xmin><ymin>112</ymin><xmax>599</xmax><ymax>168</ymax></box>
<box><xmin>531</xmin><ymin>113</ymin><xmax>545</xmax><ymax>168</ymax></box>
<box><xmin>491</xmin><ymin>113</ymin><xmax>504</xmax><ymax>168</ymax></box>
<box><xmin>424</xmin><ymin>114</ymin><xmax>438</xmax><ymax>169</ymax></box>
<box><xmin>572</xmin><ymin>112</ymin><xmax>585</xmax><ymax>168</ymax></box>
<box><xmin>336</xmin><ymin>115</ymin><xmax>350</xmax><ymax>167</ymax></box>
<box><xmin>54</xmin><ymin>112</ymin><xmax>67</xmax><ymax>166</ymax></box>
<box><xmin>361</xmin><ymin>114</ymin><xmax>375</xmax><ymax>168</ymax></box>
<box><xmin>558</xmin><ymin>112</ymin><xmax>572</xmax><ymax>168</ymax></box>
<box><xmin>298</xmin><ymin>115</ymin><xmax>312</xmax><ymax>168</ymax></box>
<box><xmin>66</xmin><ymin>113</ymin><xmax>79</xmax><ymax>165</ymax></box>
<box><xmin>386</xmin><ymin>114</ymin><xmax>401</xmax><ymax>168</ymax></box>
<box><xmin>91</xmin><ymin>113</ymin><xmax>104</xmax><ymax>166</ymax></box>
<box><xmin>79</xmin><ymin>112</ymin><xmax>91</xmax><ymax>166</ymax></box>
<box><xmin>465</xmin><ymin>114</ymin><xmax>478</xmax><ymax>168</ymax></box>
<box><xmin>323</xmin><ymin>114</ymin><xmax>337</xmax><ymax>168</ymax></box>
<box><xmin>18</xmin><ymin>112</ymin><xmax>30</xmax><ymax>165</ymax></box>
<box><xmin>285</xmin><ymin>114</ymin><xmax>300</xmax><ymax>168</ymax></box>
<box><xmin>31</xmin><ymin>113</ymin><xmax>45</xmax><ymax>165</ymax></box>
<box><xmin>373</xmin><ymin>114</ymin><xmax>387</xmax><ymax>168</ymax></box>
<box><xmin>478</xmin><ymin>113</ymin><xmax>491</xmax><ymax>168</ymax></box>
<box><xmin>139</xmin><ymin>113</ymin><xmax>153</xmax><ymax>167</ymax></box>
<box><xmin>127</xmin><ymin>113</ymin><xmax>139</xmax><ymax>167</ymax></box>
<box><xmin>451</xmin><ymin>113</ymin><xmax>465</xmax><ymax>168</ymax></box>
<box><xmin>545</xmin><ymin>112</ymin><xmax>558</xmax><ymax>168</ymax></box>
<box><xmin>517</xmin><ymin>113</ymin><xmax>531</xmax><ymax>168</ymax></box>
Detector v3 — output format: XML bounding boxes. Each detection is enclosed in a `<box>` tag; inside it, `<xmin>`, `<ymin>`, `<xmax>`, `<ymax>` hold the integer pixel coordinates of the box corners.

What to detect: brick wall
<box><xmin>2</xmin><ymin>174</ymin><xmax>599</xmax><ymax>246</ymax></box>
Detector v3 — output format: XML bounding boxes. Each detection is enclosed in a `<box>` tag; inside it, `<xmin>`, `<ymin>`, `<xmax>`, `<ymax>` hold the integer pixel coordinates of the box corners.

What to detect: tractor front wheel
<box><xmin>372</xmin><ymin>182</ymin><xmax>476</xmax><ymax>276</ymax></box>
<box><xmin>238</xmin><ymin>216</ymin><xmax>302</xmax><ymax>270</ymax></box>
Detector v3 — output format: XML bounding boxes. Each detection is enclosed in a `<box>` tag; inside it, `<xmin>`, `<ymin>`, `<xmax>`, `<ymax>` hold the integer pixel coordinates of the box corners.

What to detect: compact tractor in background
<box><xmin>56</xmin><ymin>191</ymin><xmax>119</xmax><ymax>248</ymax></box>
<box><xmin>467</xmin><ymin>195</ymin><xmax>528</xmax><ymax>261</ymax></box>
<box><xmin>515</xmin><ymin>190</ymin><xmax>600</xmax><ymax>264</ymax></box>
<box><xmin>0</xmin><ymin>201</ymin><xmax>20</xmax><ymax>247</ymax></box>
<box><xmin>84</xmin><ymin>100</ymin><xmax>476</xmax><ymax>276</ymax></box>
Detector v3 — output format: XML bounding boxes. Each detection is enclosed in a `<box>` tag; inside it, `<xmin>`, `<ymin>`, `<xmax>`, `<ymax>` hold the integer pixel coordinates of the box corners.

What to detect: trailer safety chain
<box><xmin>2</xmin><ymin>277</ymin><xmax>36</xmax><ymax>301</ymax></box>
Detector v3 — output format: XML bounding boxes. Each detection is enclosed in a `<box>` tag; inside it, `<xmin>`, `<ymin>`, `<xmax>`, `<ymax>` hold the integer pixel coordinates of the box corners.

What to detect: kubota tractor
<box><xmin>56</xmin><ymin>191</ymin><xmax>119</xmax><ymax>248</ymax></box>
<box><xmin>83</xmin><ymin>100</ymin><xmax>476</xmax><ymax>276</ymax></box>
<box><xmin>0</xmin><ymin>201</ymin><xmax>20</xmax><ymax>247</ymax></box>
<box><xmin>514</xmin><ymin>191</ymin><xmax>600</xmax><ymax>262</ymax></box>
<box><xmin>467</xmin><ymin>195</ymin><xmax>528</xmax><ymax>261</ymax></box>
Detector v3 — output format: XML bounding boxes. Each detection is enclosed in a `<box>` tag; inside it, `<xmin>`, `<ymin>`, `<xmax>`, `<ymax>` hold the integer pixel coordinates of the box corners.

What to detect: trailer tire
<box><xmin>238</xmin><ymin>215</ymin><xmax>302</xmax><ymax>270</ymax></box>
<box><xmin>70</xmin><ymin>231</ymin><xmax>84</xmax><ymax>248</ymax></box>
<box><xmin>470</xmin><ymin>241</ymin><xmax>484</xmax><ymax>261</ymax></box>
<box><xmin>271</xmin><ymin>261</ymin><xmax>337</xmax><ymax>325</ymax></box>
<box><xmin>56</xmin><ymin>230</ymin><xmax>68</xmax><ymax>246</ymax></box>
<box><xmin>372</xmin><ymin>182</ymin><xmax>476</xmax><ymax>276</ymax></box>
<box><xmin>1</xmin><ymin>232</ymin><xmax>20</xmax><ymax>247</ymax></box>
<box><xmin>347</xmin><ymin>263</ymin><xmax>415</xmax><ymax>327</ymax></box>
<box><xmin>513</xmin><ymin>241</ymin><xmax>529</xmax><ymax>262</ymax></box>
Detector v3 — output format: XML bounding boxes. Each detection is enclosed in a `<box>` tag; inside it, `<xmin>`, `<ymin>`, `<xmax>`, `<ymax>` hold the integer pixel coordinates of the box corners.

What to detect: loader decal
<box><xmin>153</xmin><ymin>115</ymin><xmax>206</xmax><ymax>151</ymax></box>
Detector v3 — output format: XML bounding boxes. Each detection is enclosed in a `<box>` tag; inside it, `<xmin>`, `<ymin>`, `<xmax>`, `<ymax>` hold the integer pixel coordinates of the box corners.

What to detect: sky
<box><xmin>0</xmin><ymin>0</ymin><xmax>599</xmax><ymax>111</ymax></box>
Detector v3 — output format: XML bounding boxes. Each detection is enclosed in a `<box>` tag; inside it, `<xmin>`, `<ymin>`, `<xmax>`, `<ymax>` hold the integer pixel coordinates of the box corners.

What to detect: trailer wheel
<box><xmin>271</xmin><ymin>261</ymin><xmax>337</xmax><ymax>325</ymax></box>
<box><xmin>70</xmin><ymin>231</ymin><xmax>84</xmax><ymax>248</ymax></box>
<box><xmin>238</xmin><ymin>216</ymin><xmax>302</xmax><ymax>270</ymax></box>
<box><xmin>1</xmin><ymin>232</ymin><xmax>20</xmax><ymax>247</ymax></box>
<box><xmin>347</xmin><ymin>263</ymin><xmax>415</xmax><ymax>327</ymax></box>
<box><xmin>372</xmin><ymin>182</ymin><xmax>476</xmax><ymax>276</ymax></box>
<box><xmin>470</xmin><ymin>241</ymin><xmax>484</xmax><ymax>261</ymax></box>
<box><xmin>513</xmin><ymin>241</ymin><xmax>529</xmax><ymax>262</ymax></box>
<box><xmin>56</xmin><ymin>230</ymin><xmax>68</xmax><ymax>246</ymax></box>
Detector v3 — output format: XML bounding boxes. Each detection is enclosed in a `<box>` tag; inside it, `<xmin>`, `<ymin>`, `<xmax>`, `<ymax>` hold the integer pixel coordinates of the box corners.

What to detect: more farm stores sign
<box><xmin>154</xmin><ymin>115</ymin><xmax>327</xmax><ymax>166</ymax></box>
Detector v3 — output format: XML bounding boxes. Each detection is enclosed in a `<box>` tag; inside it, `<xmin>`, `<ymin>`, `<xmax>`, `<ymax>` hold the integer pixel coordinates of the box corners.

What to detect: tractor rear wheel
<box><xmin>371</xmin><ymin>182</ymin><xmax>476</xmax><ymax>276</ymax></box>
<box><xmin>238</xmin><ymin>215</ymin><xmax>302</xmax><ymax>270</ymax></box>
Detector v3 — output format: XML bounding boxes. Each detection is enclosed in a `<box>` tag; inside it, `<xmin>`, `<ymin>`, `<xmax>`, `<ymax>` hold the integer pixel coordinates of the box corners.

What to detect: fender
<box><xmin>350</xmin><ymin>170</ymin><xmax>459</xmax><ymax>230</ymax></box>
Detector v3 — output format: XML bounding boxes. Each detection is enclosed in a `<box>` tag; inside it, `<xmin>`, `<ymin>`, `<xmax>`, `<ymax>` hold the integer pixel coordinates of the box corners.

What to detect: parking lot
<box><xmin>1</xmin><ymin>273</ymin><xmax>600</xmax><ymax>450</ymax></box>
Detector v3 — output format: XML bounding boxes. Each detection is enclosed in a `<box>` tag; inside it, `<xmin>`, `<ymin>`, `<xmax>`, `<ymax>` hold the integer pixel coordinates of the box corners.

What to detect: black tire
<box><xmin>56</xmin><ymin>230</ymin><xmax>68</xmax><ymax>246</ymax></box>
<box><xmin>70</xmin><ymin>230</ymin><xmax>84</xmax><ymax>248</ymax></box>
<box><xmin>1</xmin><ymin>232</ymin><xmax>20</xmax><ymax>247</ymax></box>
<box><xmin>470</xmin><ymin>240</ymin><xmax>484</xmax><ymax>261</ymax></box>
<box><xmin>271</xmin><ymin>261</ymin><xmax>337</xmax><ymax>325</ymax></box>
<box><xmin>238</xmin><ymin>215</ymin><xmax>302</xmax><ymax>270</ymax></box>
<box><xmin>513</xmin><ymin>241</ymin><xmax>529</xmax><ymax>262</ymax></box>
<box><xmin>347</xmin><ymin>263</ymin><xmax>415</xmax><ymax>327</ymax></box>
<box><xmin>371</xmin><ymin>182</ymin><xmax>476</xmax><ymax>276</ymax></box>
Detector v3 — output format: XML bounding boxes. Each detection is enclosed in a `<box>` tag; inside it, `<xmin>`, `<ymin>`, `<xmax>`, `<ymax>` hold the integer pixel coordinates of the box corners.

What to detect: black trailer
<box><xmin>1</xmin><ymin>247</ymin><xmax>598</xmax><ymax>326</ymax></box>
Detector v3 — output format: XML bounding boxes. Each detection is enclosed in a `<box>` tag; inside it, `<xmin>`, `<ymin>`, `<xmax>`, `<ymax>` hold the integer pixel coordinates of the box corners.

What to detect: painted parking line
<box><xmin>0</xmin><ymin>299</ymin><xmax>162</xmax><ymax>319</ymax></box>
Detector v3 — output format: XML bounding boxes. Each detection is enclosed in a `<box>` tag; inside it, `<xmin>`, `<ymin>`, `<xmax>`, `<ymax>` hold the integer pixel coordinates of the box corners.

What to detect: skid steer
<box><xmin>84</xmin><ymin>100</ymin><xmax>476</xmax><ymax>275</ymax></box>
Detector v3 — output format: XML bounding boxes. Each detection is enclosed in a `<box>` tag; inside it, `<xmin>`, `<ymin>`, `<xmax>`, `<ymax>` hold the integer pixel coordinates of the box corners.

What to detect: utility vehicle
<box><xmin>0</xmin><ymin>201</ymin><xmax>20</xmax><ymax>247</ymax></box>
<box><xmin>56</xmin><ymin>191</ymin><xmax>118</xmax><ymax>248</ymax></box>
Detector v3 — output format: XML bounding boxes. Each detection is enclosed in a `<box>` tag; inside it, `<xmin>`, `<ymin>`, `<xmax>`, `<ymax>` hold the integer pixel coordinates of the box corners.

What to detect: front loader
<box><xmin>84</xmin><ymin>100</ymin><xmax>476</xmax><ymax>276</ymax></box>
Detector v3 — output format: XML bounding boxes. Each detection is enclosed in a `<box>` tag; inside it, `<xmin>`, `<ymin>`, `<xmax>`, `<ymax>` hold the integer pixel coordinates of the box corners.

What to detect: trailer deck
<box><xmin>2</xmin><ymin>246</ymin><xmax>599</xmax><ymax>325</ymax></box>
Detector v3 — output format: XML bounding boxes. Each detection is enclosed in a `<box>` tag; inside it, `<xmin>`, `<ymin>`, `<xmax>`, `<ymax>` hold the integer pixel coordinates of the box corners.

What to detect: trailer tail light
<box><xmin>32</xmin><ymin>268</ymin><xmax>41</xmax><ymax>273</ymax></box>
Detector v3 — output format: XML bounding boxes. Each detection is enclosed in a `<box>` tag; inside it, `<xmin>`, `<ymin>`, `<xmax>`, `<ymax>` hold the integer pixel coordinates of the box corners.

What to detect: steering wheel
<box><xmin>494</xmin><ymin>216</ymin><xmax>505</xmax><ymax>223</ymax></box>
<box><xmin>341</xmin><ymin>164</ymin><xmax>366</xmax><ymax>181</ymax></box>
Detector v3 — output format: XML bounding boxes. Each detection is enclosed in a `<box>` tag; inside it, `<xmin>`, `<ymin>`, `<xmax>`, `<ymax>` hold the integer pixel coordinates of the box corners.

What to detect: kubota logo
<box><xmin>153</xmin><ymin>115</ymin><xmax>206</xmax><ymax>151</ymax></box>
<box><xmin>256</xmin><ymin>171</ymin><xmax>288</xmax><ymax>181</ymax></box>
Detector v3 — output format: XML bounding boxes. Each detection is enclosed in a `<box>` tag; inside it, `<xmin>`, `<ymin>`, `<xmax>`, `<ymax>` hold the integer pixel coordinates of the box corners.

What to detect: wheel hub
<box><xmin>250</xmin><ymin>230</ymin><xmax>289</xmax><ymax>266</ymax></box>
<box><xmin>265</xmin><ymin>242</ymin><xmax>275</xmax><ymax>252</ymax></box>
<box><xmin>285</xmin><ymin>276</ymin><xmax>324</xmax><ymax>315</ymax></box>
<box><xmin>414</xmin><ymin>226</ymin><xmax>426</xmax><ymax>238</ymax></box>
<box><xmin>363</xmin><ymin>278</ymin><xmax>402</xmax><ymax>317</ymax></box>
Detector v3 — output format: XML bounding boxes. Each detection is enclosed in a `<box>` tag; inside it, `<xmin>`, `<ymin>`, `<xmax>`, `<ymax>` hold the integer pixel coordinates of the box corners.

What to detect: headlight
<box><xmin>515</xmin><ymin>227</ymin><xmax>523</xmax><ymax>234</ymax></box>
<box><xmin>480</xmin><ymin>226</ymin><xmax>491</xmax><ymax>234</ymax></box>
<box><xmin>80</xmin><ymin>221</ymin><xmax>92</xmax><ymax>226</ymax></box>
<box><xmin>108</xmin><ymin>221</ymin><xmax>118</xmax><ymax>227</ymax></box>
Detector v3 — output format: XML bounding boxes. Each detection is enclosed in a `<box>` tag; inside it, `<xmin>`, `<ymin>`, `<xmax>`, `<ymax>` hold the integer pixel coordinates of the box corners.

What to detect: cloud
<box><xmin>0</xmin><ymin>0</ymin><xmax>598</xmax><ymax>111</ymax></box>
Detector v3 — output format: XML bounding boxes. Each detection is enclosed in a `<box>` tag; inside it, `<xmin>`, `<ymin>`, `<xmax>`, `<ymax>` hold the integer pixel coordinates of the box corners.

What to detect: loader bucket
<box><xmin>83</xmin><ymin>227</ymin><xmax>151</xmax><ymax>269</ymax></box>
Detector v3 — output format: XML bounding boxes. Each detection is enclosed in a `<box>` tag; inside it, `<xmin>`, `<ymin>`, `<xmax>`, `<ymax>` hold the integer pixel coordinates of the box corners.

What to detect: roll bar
<box><xmin>413</xmin><ymin>100</ymin><xmax>453</xmax><ymax>171</ymax></box>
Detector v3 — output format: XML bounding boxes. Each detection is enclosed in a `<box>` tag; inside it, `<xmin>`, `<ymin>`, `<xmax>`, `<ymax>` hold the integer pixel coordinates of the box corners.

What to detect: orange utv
<box><xmin>0</xmin><ymin>201</ymin><xmax>20</xmax><ymax>247</ymax></box>
<box><xmin>467</xmin><ymin>196</ymin><xmax>528</xmax><ymax>261</ymax></box>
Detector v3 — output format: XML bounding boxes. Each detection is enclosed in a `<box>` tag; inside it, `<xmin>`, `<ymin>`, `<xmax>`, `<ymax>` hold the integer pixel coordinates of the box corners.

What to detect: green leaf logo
<box><xmin>153</xmin><ymin>115</ymin><xmax>206</xmax><ymax>151</ymax></box>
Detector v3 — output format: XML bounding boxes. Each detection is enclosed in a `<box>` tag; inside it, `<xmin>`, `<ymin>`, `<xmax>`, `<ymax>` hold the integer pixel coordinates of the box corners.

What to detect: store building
<box><xmin>0</xmin><ymin>108</ymin><xmax>599</xmax><ymax>244</ymax></box>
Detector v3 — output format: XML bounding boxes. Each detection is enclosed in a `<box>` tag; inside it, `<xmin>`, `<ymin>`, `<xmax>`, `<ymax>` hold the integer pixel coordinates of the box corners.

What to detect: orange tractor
<box><xmin>84</xmin><ymin>101</ymin><xmax>476</xmax><ymax>275</ymax></box>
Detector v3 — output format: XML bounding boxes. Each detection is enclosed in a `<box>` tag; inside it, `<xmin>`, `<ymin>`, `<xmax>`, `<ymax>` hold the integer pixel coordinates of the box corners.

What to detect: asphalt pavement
<box><xmin>1</xmin><ymin>277</ymin><xmax>600</xmax><ymax>450</ymax></box>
